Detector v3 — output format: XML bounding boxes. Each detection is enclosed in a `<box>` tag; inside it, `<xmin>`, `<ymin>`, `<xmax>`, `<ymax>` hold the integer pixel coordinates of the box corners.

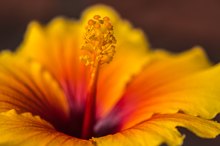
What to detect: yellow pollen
<box><xmin>103</xmin><ymin>16</ymin><xmax>110</xmax><ymax>21</ymax></box>
<box><xmin>80</xmin><ymin>15</ymin><xmax>117</xmax><ymax>67</ymax></box>
<box><xmin>93</xmin><ymin>15</ymin><xmax>101</xmax><ymax>20</ymax></box>
<box><xmin>88</xmin><ymin>19</ymin><xmax>95</xmax><ymax>25</ymax></box>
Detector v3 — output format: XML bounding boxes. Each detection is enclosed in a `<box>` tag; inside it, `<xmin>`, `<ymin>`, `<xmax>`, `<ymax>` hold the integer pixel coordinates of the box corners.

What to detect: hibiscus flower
<box><xmin>0</xmin><ymin>5</ymin><xmax>220</xmax><ymax>146</ymax></box>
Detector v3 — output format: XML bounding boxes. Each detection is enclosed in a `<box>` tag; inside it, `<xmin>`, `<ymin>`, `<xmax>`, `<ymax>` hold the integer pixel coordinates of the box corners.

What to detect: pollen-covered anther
<box><xmin>80</xmin><ymin>15</ymin><xmax>116</xmax><ymax>66</ymax></box>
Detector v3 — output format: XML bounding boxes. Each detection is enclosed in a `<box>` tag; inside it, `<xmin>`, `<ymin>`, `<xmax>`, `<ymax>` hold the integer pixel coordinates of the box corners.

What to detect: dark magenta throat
<box><xmin>53</xmin><ymin>108</ymin><xmax>121</xmax><ymax>139</ymax></box>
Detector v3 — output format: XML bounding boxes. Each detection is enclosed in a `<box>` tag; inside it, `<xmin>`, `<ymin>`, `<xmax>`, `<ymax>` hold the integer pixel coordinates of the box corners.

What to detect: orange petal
<box><xmin>118</xmin><ymin>48</ymin><xmax>220</xmax><ymax>129</ymax></box>
<box><xmin>0</xmin><ymin>51</ymin><xmax>69</xmax><ymax>127</ymax></box>
<box><xmin>0</xmin><ymin>110</ymin><xmax>93</xmax><ymax>146</ymax></box>
<box><xmin>97</xmin><ymin>47</ymin><xmax>215</xmax><ymax>129</ymax></box>
<box><xmin>93</xmin><ymin>113</ymin><xmax>220</xmax><ymax>146</ymax></box>
<box><xmin>17</xmin><ymin>18</ymin><xmax>89</xmax><ymax>111</ymax></box>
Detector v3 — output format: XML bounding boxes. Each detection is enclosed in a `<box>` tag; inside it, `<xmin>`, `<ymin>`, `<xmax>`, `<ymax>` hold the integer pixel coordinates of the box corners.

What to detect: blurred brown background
<box><xmin>0</xmin><ymin>0</ymin><xmax>220</xmax><ymax>145</ymax></box>
<box><xmin>1</xmin><ymin>0</ymin><xmax>220</xmax><ymax>62</ymax></box>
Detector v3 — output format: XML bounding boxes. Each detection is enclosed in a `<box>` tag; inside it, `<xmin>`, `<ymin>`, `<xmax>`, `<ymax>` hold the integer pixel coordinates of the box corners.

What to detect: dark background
<box><xmin>0</xmin><ymin>0</ymin><xmax>220</xmax><ymax>145</ymax></box>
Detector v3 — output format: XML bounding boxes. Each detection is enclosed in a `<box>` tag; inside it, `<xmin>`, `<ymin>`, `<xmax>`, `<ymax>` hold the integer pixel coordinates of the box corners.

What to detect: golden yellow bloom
<box><xmin>0</xmin><ymin>4</ymin><xmax>220</xmax><ymax>146</ymax></box>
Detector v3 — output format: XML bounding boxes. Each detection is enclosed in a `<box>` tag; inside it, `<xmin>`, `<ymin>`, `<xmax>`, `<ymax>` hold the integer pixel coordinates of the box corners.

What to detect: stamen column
<box><xmin>80</xmin><ymin>15</ymin><xmax>116</xmax><ymax>139</ymax></box>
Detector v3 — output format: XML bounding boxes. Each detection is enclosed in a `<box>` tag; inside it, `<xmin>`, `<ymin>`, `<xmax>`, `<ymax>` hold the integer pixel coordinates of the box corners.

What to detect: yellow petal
<box><xmin>147</xmin><ymin>62</ymin><xmax>220</xmax><ymax>118</ymax></box>
<box><xmin>93</xmin><ymin>113</ymin><xmax>220</xmax><ymax>146</ymax></box>
<box><xmin>0</xmin><ymin>51</ymin><xmax>69</xmax><ymax>126</ymax></box>
<box><xmin>128</xmin><ymin>47</ymin><xmax>211</xmax><ymax>90</ymax></box>
<box><xmin>100</xmin><ymin>47</ymin><xmax>214</xmax><ymax>129</ymax></box>
<box><xmin>116</xmin><ymin>48</ymin><xmax>220</xmax><ymax>129</ymax></box>
<box><xmin>16</xmin><ymin>17</ymin><xmax>89</xmax><ymax>110</ymax></box>
<box><xmin>0</xmin><ymin>109</ymin><xmax>93</xmax><ymax>146</ymax></box>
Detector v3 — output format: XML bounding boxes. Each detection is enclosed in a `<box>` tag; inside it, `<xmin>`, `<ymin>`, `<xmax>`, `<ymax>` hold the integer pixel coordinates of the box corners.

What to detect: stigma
<box><xmin>80</xmin><ymin>15</ymin><xmax>117</xmax><ymax>67</ymax></box>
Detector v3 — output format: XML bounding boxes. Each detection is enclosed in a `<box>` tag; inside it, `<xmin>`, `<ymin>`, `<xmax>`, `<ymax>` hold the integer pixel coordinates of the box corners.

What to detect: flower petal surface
<box><xmin>93</xmin><ymin>113</ymin><xmax>220</xmax><ymax>146</ymax></box>
<box><xmin>0</xmin><ymin>52</ymin><xmax>69</xmax><ymax>127</ymax></box>
<box><xmin>17</xmin><ymin>18</ymin><xmax>88</xmax><ymax>111</ymax></box>
<box><xmin>0</xmin><ymin>110</ymin><xmax>93</xmax><ymax>146</ymax></box>
<box><xmin>96</xmin><ymin>48</ymin><xmax>216</xmax><ymax>129</ymax></box>
<box><xmin>107</xmin><ymin>48</ymin><xmax>220</xmax><ymax>130</ymax></box>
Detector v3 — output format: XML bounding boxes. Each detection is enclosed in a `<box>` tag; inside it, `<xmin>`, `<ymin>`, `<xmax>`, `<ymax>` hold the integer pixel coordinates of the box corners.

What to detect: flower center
<box><xmin>80</xmin><ymin>15</ymin><xmax>116</xmax><ymax>139</ymax></box>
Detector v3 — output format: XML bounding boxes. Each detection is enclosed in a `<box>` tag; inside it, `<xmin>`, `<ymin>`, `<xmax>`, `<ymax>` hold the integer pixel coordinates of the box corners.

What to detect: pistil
<box><xmin>80</xmin><ymin>15</ymin><xmax>116</xmax><ymax>139</ymax></box>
